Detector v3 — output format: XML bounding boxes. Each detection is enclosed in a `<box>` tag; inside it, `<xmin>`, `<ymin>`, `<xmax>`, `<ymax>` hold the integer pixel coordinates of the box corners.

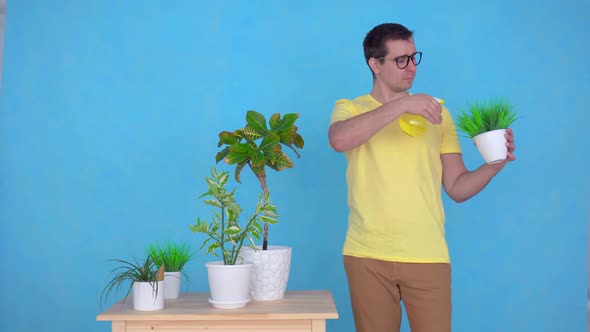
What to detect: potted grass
<box><xmin>215</xmin><ymin>110</ymin><xmax>304</xmax><ymax>301</ymax></box>
<box><xmin>100</xmin><ymin>256</ymin><xmax>165</xmax><ymax>311</ymax></box>
<box><xmin>146</xmin><ymin>242</ymin><xmax>193</xmax><ymax>299</ymax></box>
<box><xmin>456</xmin><ymin>98</ymin><xmax>518</xmax><ymax>164</ymax></box>
<box><xmin>189</xmin><ymin>166</ymin><xmax>278</xmax><ymax>309</ymax></box>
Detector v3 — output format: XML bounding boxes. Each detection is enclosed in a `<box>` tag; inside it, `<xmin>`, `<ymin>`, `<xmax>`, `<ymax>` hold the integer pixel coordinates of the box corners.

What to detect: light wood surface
<box><xmin>97</xmin><ymin>290</ymin><xmax>338</xmax><ymax>332</ymax></box>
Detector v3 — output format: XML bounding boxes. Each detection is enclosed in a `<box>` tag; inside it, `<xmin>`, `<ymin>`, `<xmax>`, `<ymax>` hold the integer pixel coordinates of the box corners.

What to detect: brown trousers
<box><xmin>344</xmin><ymin>255</ymin><xmax>452</xmax><ymax>332</ymax></box>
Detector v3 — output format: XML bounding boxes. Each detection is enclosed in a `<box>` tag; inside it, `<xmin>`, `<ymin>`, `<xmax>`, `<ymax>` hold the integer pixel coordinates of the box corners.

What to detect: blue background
<box><xmin>1</xmin><ymin>1</ymin><xmax>588</xmax><ymax>331</ymax></box>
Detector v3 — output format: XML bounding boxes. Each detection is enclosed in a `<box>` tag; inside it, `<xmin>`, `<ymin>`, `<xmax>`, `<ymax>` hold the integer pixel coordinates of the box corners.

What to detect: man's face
<box><xmin>373</xmin><ymin>38</ymin><xmax>418</xmax><ymax>92</ymax></box>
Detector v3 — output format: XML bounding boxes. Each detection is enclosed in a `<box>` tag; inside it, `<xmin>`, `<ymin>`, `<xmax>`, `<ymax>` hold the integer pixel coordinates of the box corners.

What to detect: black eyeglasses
<box><xmin>378</xmin><ymin>52</ymin><xmax>422</xmax><ymax>69</ymax></box>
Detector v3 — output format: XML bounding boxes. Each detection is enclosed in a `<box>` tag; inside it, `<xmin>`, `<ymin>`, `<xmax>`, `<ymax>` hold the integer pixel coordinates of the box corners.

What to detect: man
<box><xmin>328</xmin><ymin>23</ymin><xmax>516</xmax><ymax>332</ymax></box>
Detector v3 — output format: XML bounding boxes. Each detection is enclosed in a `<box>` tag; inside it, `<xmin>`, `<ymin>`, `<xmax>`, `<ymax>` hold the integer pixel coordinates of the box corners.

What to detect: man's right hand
<box><xmin>391</xmin><ymin>94</ymin><xmax>443</xmax><ymax>125</ymax></box>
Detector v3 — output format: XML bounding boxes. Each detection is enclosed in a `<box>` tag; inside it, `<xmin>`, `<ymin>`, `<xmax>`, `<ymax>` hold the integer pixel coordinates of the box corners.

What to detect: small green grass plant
<box><xmin>100</xmin><ymin>255</ymin><xmax>164</xmax><ymax>308</ymax></box>
<box><xmin>456</xmin><ymin>98</ymin><xmax>518</xmax><ymax>138</ymax></box>
<box><xmin>146</xmin><ymin>242</ymin><xmax>193</xmax><ymax>273</ymax></box>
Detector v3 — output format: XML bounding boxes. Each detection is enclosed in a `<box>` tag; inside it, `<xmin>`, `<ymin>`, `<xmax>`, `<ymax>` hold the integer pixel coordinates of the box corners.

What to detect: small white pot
<box><xmin>206</xmin><ymin>261</ymin><xmax>253</xmax><ymax>309</ymax></box>
<box><xmin>164</xmin><ymin>271</ymin><xmax>181</xmax><ymax>299</ymax></box>
<box><xmin>473</xmin><ymin>129</ymin><xmax>507</xmax><ymax>164</ymax></box>
<box><xmin>240</xmin><ymin>246</ymin><xmax>292</xmax><ymax>301</ymax></box>
<box><xmin>132</xmin><ymin>281</ymin><xmax>164</xmax><ymax>311</ymax></box>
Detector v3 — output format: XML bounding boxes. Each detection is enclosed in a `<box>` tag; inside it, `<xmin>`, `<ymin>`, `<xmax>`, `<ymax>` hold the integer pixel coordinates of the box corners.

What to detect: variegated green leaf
<box><xmin>240</xmin><ymin>126</ymin><xmax>264</xmax><ymax>141</ymax></box>
<box><xmin>215</xmin><ymin>146</ymin><xmax>230</xmax><ymax>163</ymax></box>
<box><xmin>206</xmin><ymin>242</ymin><xmax>220</xmax><ymax>255</ymax></box>
<box><xmin>251</xmin><ymin>229</ymin><xmax>260</xmax><ymax>240</ymax></box>
<box><xmin>205</xmin><ymin>177</ymin><xmax>219</xmax><ymax>193</ymax></box>
<box><xmin>203</xmin><ymin>199</ymin><xmax>221</xmax><ymax>208</ymax></box>
<box><xmin>199</xmin><ymin>238</ymin><xmax>211</xmax><ymax>250</ymax></box>
<box><xmin>219</xmin><ymin>171</ymin><xmax>229</xmax><ymax>187</ymax></box>
<box><xmin>246</xmin><ymin>110</ymin><xmax>268</xmax><ymax>132</ymax></box>
<box><xmin>259</xmin><ymin>136</ymin><xmax>279</xmax><ymax>152</ymax></box>
<box><xmin>213</xmin><ymin>211</ymin><xmax>222</xmax><ymax>224</ymax></box>
<box><xmin>251</xmin><ymin>164</ymin><xmax>266</xmax><ymax>177</ymax></box>
<box><xmin>274</xmin><ymin>113</ymin><xmax>299</xmax><ymax>132</ymax></box>
<box><xmin>253</xmin><ymin>221</ymin><xmax>262</xmax><ymax>233</ymax></box>
<box><xmin>294</xmin><ymin>134</ymin><xmax>304</xmax><ymax>148</ymax></box>
<box><xmin>263</xmin><ymin>149</ymin><xmax>276</xmax><ymax>164</ymax></box>
<box><xmin>260</xmin><ymin>215</ymin><xmax>278</xmax><ymax>224</ymax></box>
<box><xmin>189</xmin><ymin>223</ymin><xmax>201</xmax><ymax>233</ymax></box>
<box><xmin>269</xmin><ymin>113</ymin><xmax>281</xmax><ymax>130</ymax></box>
<box><xmin>279</xmin><ymin>126</ymin><xmax>297</xmax><ymax>145</ymax></box>
<box><xmin>218</xmin><ymin>131</ymin><xmax>238</xmax><ymax>147</ymax></box>
<box><xmin>225</xmin><ymin>151</ymin><xmax>250</xmax><ymax>165</ymax></box>
<box><xmin>229</xmin><ymin>143</ymin><xmax>256</xmax><ymax>154</ymax></box>
<box><xmin>268</xmin><ymin>150</ymin><xmax>294</xmax><ymax>171</ymax></box>
<box><xmin>251</xmin><ymin>152</ymin><xmax>266</xmax><ymax>167</ymax></box>
<box><xmin>235</xmin><ymin>161</ymin><xmax>247</xmax><ymax>183</ymax></box>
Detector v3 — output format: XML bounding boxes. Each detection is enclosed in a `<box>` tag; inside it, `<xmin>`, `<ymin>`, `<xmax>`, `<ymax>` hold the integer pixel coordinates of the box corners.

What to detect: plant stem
<box><xmin>233</xmin><ymin>210</ymin><xmax>261</xmax><ymax>264</ymax></box>
<box><xmin>220</xmin><ymin>204</ymin><xmax>227</xmax><ymax>264</ymax></box>
<box><xmin>257</xmin><ymin>175</ymin><xmax>269</xmax><ymax>250</ymax></box>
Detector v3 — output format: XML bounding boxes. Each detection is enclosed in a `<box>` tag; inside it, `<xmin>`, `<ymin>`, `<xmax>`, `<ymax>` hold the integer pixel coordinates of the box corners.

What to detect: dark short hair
<box><xmin>363</xmin><ymin>23</ymin><xmax>414</xmax><ymax>65</ymax></box>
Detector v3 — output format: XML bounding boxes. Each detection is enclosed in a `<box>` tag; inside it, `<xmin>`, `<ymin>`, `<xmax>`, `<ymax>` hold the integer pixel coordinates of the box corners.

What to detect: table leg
<box><xmin>112</xmin><ymin>321</ymin><xmax>126</xmax><ymax>332</ymax></box>
<box><xmin>311</xmin><ymin>319</ymin><xmax>326</xmax><ymax>332</ymax></box>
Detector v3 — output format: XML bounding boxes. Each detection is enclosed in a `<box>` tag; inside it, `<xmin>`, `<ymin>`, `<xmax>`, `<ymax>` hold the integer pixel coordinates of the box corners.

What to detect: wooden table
<box><xmin>97</xmin><ymin>290</ymin><xmax>339</xmax><ymax>332</ymax></box>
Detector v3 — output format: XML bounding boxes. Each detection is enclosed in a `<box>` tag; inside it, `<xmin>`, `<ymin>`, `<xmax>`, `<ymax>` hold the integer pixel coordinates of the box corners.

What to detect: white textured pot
<box><xmin>164</xmin><ymin>271</ymin><xmax>181</xmax><ymax>299</ymax></box>
<box><xmin>206</xmin><ymin>261</ymin><xmax>253</xmax><ymax>309</ymax></box>
<box><xmin>132</xmin><ymin>281</ymin><xmax>164</xmax><ymax>311</ymax></box>
<box><xmin>240</xmin><ymin>246</ymin><xmax>291</xmax><ymax>301</ymax></box>
<box><xmin>473</xmin><ymin>129</ymin><xmax>507</xmax><ymax>164</ymax></box>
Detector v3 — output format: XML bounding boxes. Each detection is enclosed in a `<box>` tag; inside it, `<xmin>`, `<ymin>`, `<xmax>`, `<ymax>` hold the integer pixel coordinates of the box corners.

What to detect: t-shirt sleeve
<box><xmin>441</xmin><ymin>108</ymin><xmax>462</xmax><ymax>154</ymax></box>
<box><xmin>330</xmin><ymin>99</ymin><xmax>358</xmax><ymax>125</ymax></box>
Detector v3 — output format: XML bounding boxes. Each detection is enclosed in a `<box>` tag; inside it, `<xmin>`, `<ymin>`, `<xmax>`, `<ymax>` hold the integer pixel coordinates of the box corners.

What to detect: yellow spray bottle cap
<box><xmin>400</xmin><ymin>96</ymin><xmax>445</xmax><ymax>137</ymax></box>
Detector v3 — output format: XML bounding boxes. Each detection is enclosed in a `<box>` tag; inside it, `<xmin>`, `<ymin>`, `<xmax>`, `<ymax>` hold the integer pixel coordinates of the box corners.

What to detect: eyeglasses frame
<box><xmin>378</xmin><ymin>51</ymin><xmax>423</xmax><ymax>69</ymax></box>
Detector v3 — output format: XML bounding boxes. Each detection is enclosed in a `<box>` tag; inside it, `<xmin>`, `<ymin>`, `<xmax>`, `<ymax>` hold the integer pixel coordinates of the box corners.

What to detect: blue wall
<box><xmin>1</xmin><ymin>1</ymin><xmax>588</xmax><ymax>331</ymax></box>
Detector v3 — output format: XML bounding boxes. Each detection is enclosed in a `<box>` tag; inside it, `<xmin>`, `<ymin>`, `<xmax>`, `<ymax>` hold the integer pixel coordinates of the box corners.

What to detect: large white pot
<box><xmin>473</xmin><ymin>129</ymin><xmax>507</xmax><ymax>164</ymax></box>
<box><xmin>132</xmin><ymin>281</ymin><xmax>164</xmax><ymax>311</ymax></box>
<box><xmin>164</xmin><ymin>271</ymin><xmax>181</xmax><ymax>299</ymax></box>
<box><xmin>240</xmin><ymin>246</ymin><xmax>291</xmax><ymax>301</ymax></box>
<box><xmin>206</xmin><ymin>261</ymin><xmax>253</xmax><ymax>309</ymax></box>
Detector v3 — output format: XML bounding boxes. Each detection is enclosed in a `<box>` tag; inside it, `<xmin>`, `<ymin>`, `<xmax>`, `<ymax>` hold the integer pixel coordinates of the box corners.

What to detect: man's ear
<box><xmin>368</xmin><ymin>58</ymin><xmax>381</xmax><ymax>76</ymax></box>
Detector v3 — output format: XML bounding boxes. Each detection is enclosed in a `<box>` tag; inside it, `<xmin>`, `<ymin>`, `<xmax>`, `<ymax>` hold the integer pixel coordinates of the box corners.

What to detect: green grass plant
<box><xmin>100</xmin><ymin>255</ymin><xmax>163</xmax><ymax>308</ymax></box>
<box><xmin>146</xmin><ymin>242</ymin><xmax>193</xmax><ymax>272</ymax></box>
<box><xmin>456</xmin><ymin>98</ymin><xmax>518</xmax><ymax>138</ymax></box>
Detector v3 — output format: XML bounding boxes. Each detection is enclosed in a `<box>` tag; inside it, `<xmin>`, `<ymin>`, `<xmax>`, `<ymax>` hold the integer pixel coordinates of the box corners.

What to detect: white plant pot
<box><xmin>164</xmin><ymin>271</ymin><xmax>181</xmax><ymax>299</ymax></box>
<box><xmin>132</xmin><ymin>281</ymin><xmax>164</xmax><ymax>311</ymax></box>
<box><xmin>473</xmin><ymin>129</ymin><xmax>507</xmax><ymax>164</ymax></box>
<box><xmin>206</xmin><ymin>261</ymin><xmax>253</xmax><ymax>309</ymax></box>
<box><xmin>240</xmin><ymin>246</ymin><xmax>292</xmax><ymax>301</ymax></box>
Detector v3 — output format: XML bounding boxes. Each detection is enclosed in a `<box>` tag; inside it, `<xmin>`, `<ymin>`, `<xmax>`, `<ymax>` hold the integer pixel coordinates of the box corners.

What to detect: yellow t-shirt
<box><xmin>330</xmin><ymin>94</ymin><xmax>462</xmax><ymax>263</ymax></box>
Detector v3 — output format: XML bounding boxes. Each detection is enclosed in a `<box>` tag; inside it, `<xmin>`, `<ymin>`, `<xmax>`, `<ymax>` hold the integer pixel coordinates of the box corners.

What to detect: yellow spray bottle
<box><xmin>399</xmin><ymin>97</ymin><xmax>445</xmax><ymax>137</ymax></box>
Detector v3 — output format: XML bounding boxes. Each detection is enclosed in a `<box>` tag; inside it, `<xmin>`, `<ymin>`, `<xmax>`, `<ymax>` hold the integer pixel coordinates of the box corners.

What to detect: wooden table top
<box><xmin>97</xmin><ymin>290</ymin><xmax>339</xmax><ymax>321</ymax></box>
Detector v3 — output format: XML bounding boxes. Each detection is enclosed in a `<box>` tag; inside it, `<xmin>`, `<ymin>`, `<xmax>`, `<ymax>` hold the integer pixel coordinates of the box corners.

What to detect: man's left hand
<box><xmin>505</xmin><ymin>128</ymin><xmax>516</xmax><ymax>162</ymax></box>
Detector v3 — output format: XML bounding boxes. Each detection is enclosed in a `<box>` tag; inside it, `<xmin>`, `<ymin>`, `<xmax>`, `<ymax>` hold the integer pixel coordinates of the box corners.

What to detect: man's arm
<box><xmin>328</xmin><ymin>103</ymin><xmax>403</xmax><ymax>152</ymax></box>
<box><xmin>328</xmin><ymin>94</ymin><xmax>443</xmax><ymax>152</ymax></box>
<box><xmin>442</xmin><ymin>129</ymin><xmax>516</xmax><ymax>203</ymax></box>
